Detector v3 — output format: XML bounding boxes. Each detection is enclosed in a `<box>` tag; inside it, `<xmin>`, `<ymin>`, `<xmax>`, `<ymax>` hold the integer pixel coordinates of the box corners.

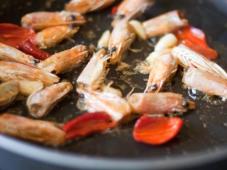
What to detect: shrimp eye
<box><xmin>182</xmin><ymin>100</ymin><xmax>196</xmax><ymax>110</ymax></box>
<box><xmin>110</xmin><ymin>47</ymin><xmax>117</xmax><ymax>53</ymax></box>
<box><xmin>70</xmin><ymin>14</ymin><xmax>77</xmax><ymax>21</ymax></box>
<box><xmin>34</xmin><ymin>58</ymin><xmax>40</xmax><ymax>64</ymax></box>
<box><xmin>182</xmin><ymin>99</ymin><xmax>188</xmax><ymax>107</ymax></box>
<box><xmin>187</xmin><ymin>88</ymin><xmax>203</xmax><ymax>100</ymax></box>
<box><xmin>116</xmin><ymin>14</ymin><xmax>125</xmax><ymax>20</ymax></box>
<box><xmin>148</xmin><ymin>84</ymin><xmax>158</xmax><ymax>91</ymax></box>
<box><xmin>78</xmin><ymin>93</ymin><xmax>84</xmax><ymax>98</ymax></box>
<box><xmin>52</xmin><ymin>70</ymin><xmax>57</xmax><ymax>75</ymax></box>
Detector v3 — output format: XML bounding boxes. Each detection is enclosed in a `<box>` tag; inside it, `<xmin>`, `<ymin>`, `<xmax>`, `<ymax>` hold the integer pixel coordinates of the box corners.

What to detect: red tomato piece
<box><xmin>182</xmin><ymin>39</ymin><xmax>218</xmax><ymax>60</ymax></box>
<box><xmin>133</xmin><ymin>116</ymin><xmax>183</xmax><ymax>145</ymax></box>
<box><xmin>111</xmin><ymin>5</ymin><xmax>118</xmax><ymax>15</ymax></box>
<box><xmin>176</xmin><ymin>26</ymin><xmax>218</xmax><ymax>60</ymax></box>
<box><xmin>19</xmin><ymin>39</ymin><xmax>49</xmax><ymax>60</ymax></box>
<box><xmin>176</xmin><ymin>26</ymin><xmax>206</xmax><ymax>44</ymax></box>
<box><xmin>63</xmin><ymin>112</ymin><xmax>116</xmax><ymax>140</ymax></box>
<box><xmin>0</xmin><ymin>23</ymin><xmax>49</xmax><ymax>60</ymax></box>
<box><xmin>0</xmin><ymin>23</ymin><xmax>35</xmax><ymax>48</ymax></box>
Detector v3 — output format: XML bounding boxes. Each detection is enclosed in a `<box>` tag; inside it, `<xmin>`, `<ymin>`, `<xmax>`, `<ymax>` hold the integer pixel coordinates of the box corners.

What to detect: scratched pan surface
<box><xmin>0</xmin><ymin>0</ymin><xmax>227</xmax><ymax>170</ymax></box>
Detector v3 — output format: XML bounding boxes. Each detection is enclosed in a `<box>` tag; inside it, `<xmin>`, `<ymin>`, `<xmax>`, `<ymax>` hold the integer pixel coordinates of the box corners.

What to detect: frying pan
<box><xmin>0</xmin><ymin>0</ymin><xmax>227</xmax><ymax>169</ymax></box>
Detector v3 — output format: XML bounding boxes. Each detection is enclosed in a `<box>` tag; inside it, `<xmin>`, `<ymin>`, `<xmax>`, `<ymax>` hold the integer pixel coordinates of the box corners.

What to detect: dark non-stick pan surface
<box><xmin>1</xmin><ymin>0</ymin><xmax>227</xmax><ymax>169</ymax></box>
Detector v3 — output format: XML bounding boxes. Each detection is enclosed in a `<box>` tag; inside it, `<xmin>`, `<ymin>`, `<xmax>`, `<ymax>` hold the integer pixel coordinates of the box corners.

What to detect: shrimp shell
<box><xmin>0</xmin><ymin>42</ymin><xmax>38</xmax><ymax>66</ymax></box>
<box><xmin>77</xmin><ymin>88</ymin><xmax>132</xmax><ymax>122</ymax></box>
<box><xmin>154</xmin><ymin>33</ymin><xmax>178</xmax><ymax>52</ymax></box>
<box><xmin>129</xmin><ymin>20</ymin><xmax>147</xmax><ymax>40</ymax></box>
<box><xmin>172</xmin><ymin>44</ymin><xmax>227</xmax><ymax>79</ymax></box>
<box><xmin>128</xmin><ymin>92</ymin><xmax>193</xmax><ymax>114</ymax></box>
<box><xmin>77</xmin><ymin>49</ymin><xmax>109</xmax><ymax>90</ymax></box>
<box><xmin>146</xmin><ymin>33</ymin><xmax>178</xmax><ymax>62</ymax></box>
<box><xmin>0</xmin><ymin>61</ymin><xmax>59</xmax><ymax>86</ymax></box>
<box><xmin>108</xmin><ymin>19</ymin><xmax>135</xmax><ymax>64</ymax></box>
<box><xmin>65</xmin><ymin>0</ymin><xmax>115</xmax><ymax>14</ymax></box>
<box><xmin>35</xmin><ymin>26</ymin><xmax>79</xmax><ymax>49</ymax></box>
<box><xmin>18</xmin><ymin>80</ymin><xmax>44</xmax><ymax>96</ymax></box>
<box><xmin>183</xmin><ymin>67</ymin><xmax>227</xmax><ymax>98</ymax></box>
<box><xmin>0</xmin><ymin>113</ymin><xmax>65</xmax><ymax>146</ymax></box>
<box><xmin>0</xmin><ymin>81</ymin><xmax>19</xmax><ymax>109</ymax></box>
<box><xmin>145</xmin><ymin>50</ymin><xmax>178</xmax><ymax>93</ymax></box>
<box><xmin>21</xmin><ymin>11</ymin><xmax>85</xmax><ymax>30</ymax></box>
<box><xmin>142</xmin><ymin>10</ymin><xmax>188</xmax><ymax>38</ymax></box>
<box><xmin>27</xmin><ymin>82</ymin><xmax>73</xmax><ymax>118</ymax></box>
<box><xmin>97</xmin><ymin>30</ymin><xmax>111</xmax><ymax>49</ymax></box>
<box><xmin>37</xmin><ymin>45</ymin><xmax>88</xmax><ymax>74</ymax></box>
<box><xmin>113</xmin><ymin>0</ymin><xmax>154</xmax><ymax>25</ymax></box>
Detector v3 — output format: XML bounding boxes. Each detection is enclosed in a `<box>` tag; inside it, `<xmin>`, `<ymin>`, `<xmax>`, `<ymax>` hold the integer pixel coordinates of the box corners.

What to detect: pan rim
<box><xmin>0</xmin><ymin>135</ymin><xmax>227</xmax><ymax>170</ymax></box>
<box><xmin>0</xmin><ymin>1</ymin><xmax>227</xmax><ymax>170</ymax></box>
